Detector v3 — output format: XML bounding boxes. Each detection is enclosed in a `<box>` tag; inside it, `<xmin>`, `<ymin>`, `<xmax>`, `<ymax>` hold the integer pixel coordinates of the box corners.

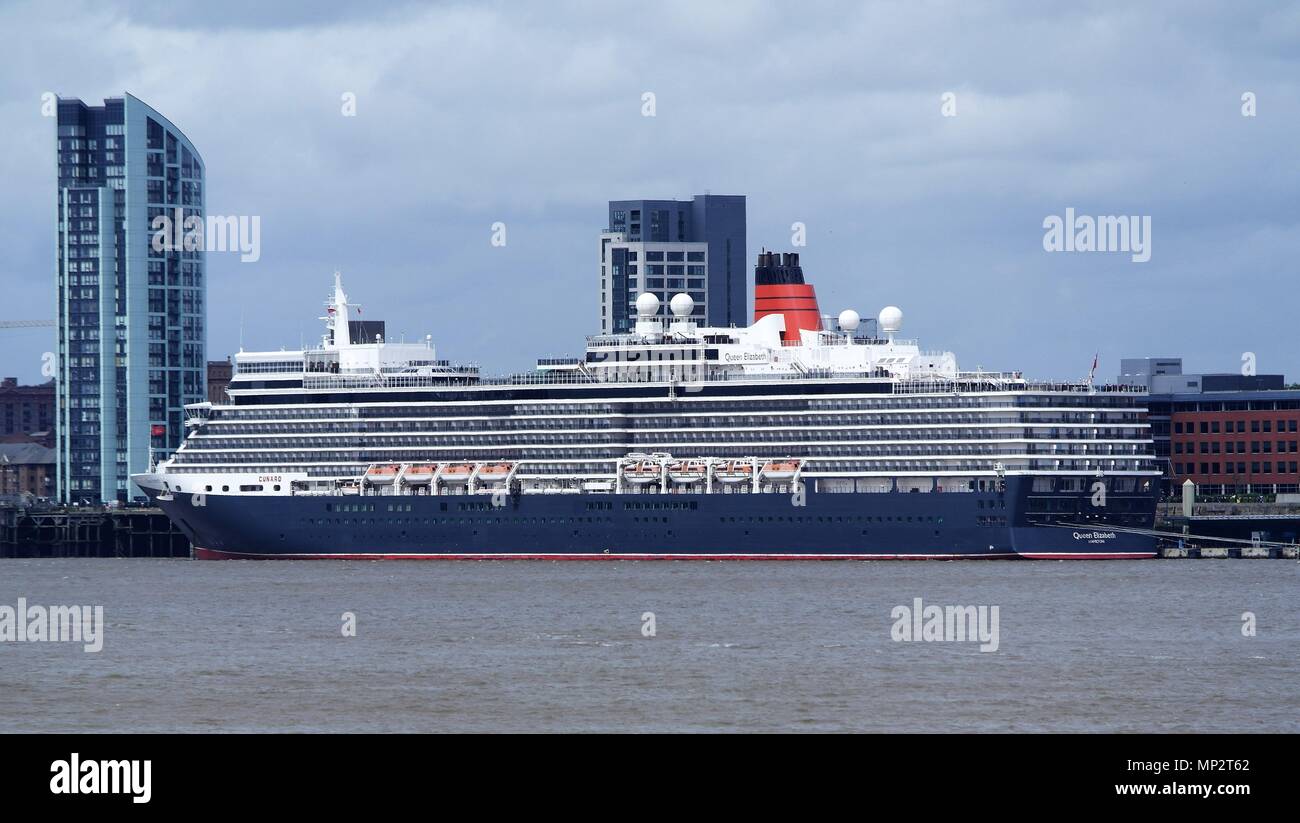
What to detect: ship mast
<box><xmin>323</xmin><ymin>271</ymin><xmax>352</xmax><ymax>349</ymax></box>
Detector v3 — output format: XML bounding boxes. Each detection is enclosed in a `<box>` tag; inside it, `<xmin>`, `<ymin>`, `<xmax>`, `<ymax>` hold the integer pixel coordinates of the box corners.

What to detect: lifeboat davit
<box><xmin>441</xmin><ymin>464</ymin><xmax>474</xmax><ymax>484</ymax></box>
<box><xmin>403</xmin><ymin>465</ymin><xmax>435</xmax><ymax>484</ymax></box>
<box><xmin>622</xmin><ymin>456</ymin><xmax>661</xmax><ymax>485</ymax></box>
<box><xmin>365</xmin><ymin>465</ymin><xmax>399</xmax><ymax>484</ymax></box>
<box><xmin>713</xmin><ymin>460</ymin><xmax>754</xmax><ymax>484</ymax></box>
<box><xmin>667</xmin><ymin>459</ymin><xmax>708</xmax><ymax>484</ymax></box>
<box><xmin>478</xmin><ymin>463</ymin><xmax>513</xmax><ymax>484</ymax></box>
<box><xmin>760</xmin><ymin>460</ymin><xmax>800</xmax><ymax>482</ymax></box>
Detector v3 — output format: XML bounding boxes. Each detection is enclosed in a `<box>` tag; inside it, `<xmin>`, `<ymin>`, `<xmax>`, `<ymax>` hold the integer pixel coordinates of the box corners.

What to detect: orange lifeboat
<box><xmin>403</xmin><ymin>464</ymin><xmax>436</xmax><ymax>484</ymax></box>
<box><xmin>667</xmin><ymin>459</ymin><xmax>708</xmax><ymax>484</ymax></box>
<box><xmin>760</xmin><ymin>460</ymin><xmax>800</xmax><ymax>482</ymax></box>
<box><xmin>622</xmin><ymin>456</ymin><xmax>661</xmax><ymax>485</ymax></box>
<box><xmin>713</xmin><ymin>460</ymin><xmax>754</xmax><ymax>484</ymax></box>
<box><xmin>440</xmin><ymin>463</ymin><xmax>474</xmax><ymax>484</ymax></box>
<box><xmin>478</xmin><ymin>463</ymin><xmax>513</xmax><ymax>484</ymax></box>
<box><xmin>365</xmin><ymin>465</ymin><xmax>399</xmax><ymax>484</ymax></box>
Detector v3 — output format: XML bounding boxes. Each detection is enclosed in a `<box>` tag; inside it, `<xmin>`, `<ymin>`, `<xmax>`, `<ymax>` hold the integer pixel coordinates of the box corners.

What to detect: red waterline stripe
<box><xmin>1015</xmin><ymin>551</ymin><xmax>1156</xmax><ymax>560</ymax></box>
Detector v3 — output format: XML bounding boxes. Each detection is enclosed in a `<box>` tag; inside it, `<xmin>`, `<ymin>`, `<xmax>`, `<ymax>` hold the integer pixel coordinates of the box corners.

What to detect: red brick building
<box><xmin>1167</xmin><ymin>399</ymin><xmax>1300</xmax><ymax>495</ymax></box>
<box><xmin>0</xmin><ymin>378</ymin><xmax>55</xmax><ymax>448</ymax></box>
<box><xmin>0</xmin><ymin>443</ymin><xmax>56</xmax><ymax>499</ymax></box>
<box><xmin>207</xmin><ymin>359</ymin><xmax>232</xmax><ymax>404</ymax></box>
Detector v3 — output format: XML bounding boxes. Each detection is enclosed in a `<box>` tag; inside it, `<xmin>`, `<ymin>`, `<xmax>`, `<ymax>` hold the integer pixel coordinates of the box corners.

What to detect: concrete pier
<box><xmin>1157</xmin><ymin>501</ymin><xmax>1300</xmax><ymax>558</ymax></box>
<box><xmin>1158</xmin><ymin>543</ymin><xmax>1296</xmax><ymax>559</ymax></box>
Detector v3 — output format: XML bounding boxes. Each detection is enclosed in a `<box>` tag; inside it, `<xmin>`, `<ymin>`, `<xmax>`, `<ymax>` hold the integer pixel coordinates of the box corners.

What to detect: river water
<box><xmin>1</xmin><ymin>558</ymin><xmax>1295</xmax><ymax>732</ymax></box>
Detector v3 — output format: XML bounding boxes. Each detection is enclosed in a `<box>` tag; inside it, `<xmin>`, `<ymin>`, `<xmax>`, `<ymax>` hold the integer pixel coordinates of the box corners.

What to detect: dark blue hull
<box><xmin>157</xmin><ymin>477</ymin><xmax>1158</xmax><ymax>560</ymax></box>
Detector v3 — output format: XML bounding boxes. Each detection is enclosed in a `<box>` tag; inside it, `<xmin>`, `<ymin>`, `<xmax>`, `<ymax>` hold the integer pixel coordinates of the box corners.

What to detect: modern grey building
<box><xmin>56</xmin><ymin>93</ymin><xmax>205</xmax><ymax>503</ymax></box>
<box><xmin>1116</xmin><ymin>357</ymin><xmax>1187</xmax><ymax>392</ymax></box>
<box><xmin>1118</xmin><ymin>357</ymin><xmax>1285</xmax><ymax>394</ymax></box>
<box><xmin>599</xmin><ymin>195</ymin><xmax>745</xmax><ymax>334</ymax></box>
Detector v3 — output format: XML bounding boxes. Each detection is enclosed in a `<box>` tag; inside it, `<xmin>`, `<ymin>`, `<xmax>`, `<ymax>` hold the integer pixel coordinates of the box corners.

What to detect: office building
<box><xmin>599</xmin><ymin>195</ymin><xmax>745</xmax><ymax>334</ymax></box>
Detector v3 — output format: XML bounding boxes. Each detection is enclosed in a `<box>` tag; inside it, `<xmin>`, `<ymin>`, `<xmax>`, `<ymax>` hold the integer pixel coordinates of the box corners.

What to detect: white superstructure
<box><xmin>134</xmin><ymin>274</ymin><xmax>1157</xmax><ymax>508</ymax></box>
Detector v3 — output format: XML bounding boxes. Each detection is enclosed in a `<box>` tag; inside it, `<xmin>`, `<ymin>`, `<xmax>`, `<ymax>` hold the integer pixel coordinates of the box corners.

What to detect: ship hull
<box><xmin>157</xmin><ymin>478</ymin><xmax>1158</xmax><ymax>560</ymax></box>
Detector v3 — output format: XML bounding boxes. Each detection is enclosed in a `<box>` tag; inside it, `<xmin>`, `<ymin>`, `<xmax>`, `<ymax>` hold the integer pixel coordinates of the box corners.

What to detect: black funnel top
<box><xmin>754</xmin><ymin>250</ymin><xmax>806</xmax><ymax>286</ymax></box>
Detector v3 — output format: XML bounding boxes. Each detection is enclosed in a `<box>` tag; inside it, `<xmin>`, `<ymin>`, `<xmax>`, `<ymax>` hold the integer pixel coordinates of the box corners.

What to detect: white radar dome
<box><xmin>838</xmin><ymin>309</ymin><xmax>860</xmax><ymax>332</ymax></box>
<box><xmin>669</xmin><ymin>292</ymin><xmax>694</xmax><ymax>318</ymax></box>
<box><xmin>878</xmin><ymin>305</ymin><xmax>903</xmax><ymax>334</ymax></box>
<box><xmin>635</xmin><ymin>292</ymin><xmax>660</xmax><ymax>317</ymax></box>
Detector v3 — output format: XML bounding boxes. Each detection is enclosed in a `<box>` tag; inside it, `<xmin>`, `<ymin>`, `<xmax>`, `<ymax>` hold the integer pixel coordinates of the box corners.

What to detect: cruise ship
<box><xmin>134</xmin><ymin>252</ymin><xmax>1160</xmax><ymax>559</ymax></box>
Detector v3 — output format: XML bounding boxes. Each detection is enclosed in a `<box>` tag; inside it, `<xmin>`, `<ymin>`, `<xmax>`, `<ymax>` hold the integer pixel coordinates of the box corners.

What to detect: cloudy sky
<box><xmin>1</xmin><ymin>0</ymin><xmax>1296</xmax><ymax>385</ymax></box>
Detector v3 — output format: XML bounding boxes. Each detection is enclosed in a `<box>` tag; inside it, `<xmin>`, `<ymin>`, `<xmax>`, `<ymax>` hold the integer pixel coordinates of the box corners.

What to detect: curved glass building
<box><xmin>56</xmin><ymin>92</ymin><xmax>205</xmax><ymax>503</ymax></box>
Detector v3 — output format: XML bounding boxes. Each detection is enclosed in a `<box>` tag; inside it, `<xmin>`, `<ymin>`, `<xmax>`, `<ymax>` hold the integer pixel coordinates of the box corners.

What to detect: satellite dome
<box><xmin>838</xmin><ymin>309</ymin><xmax>860</xmax><ymax>332</ymax></box>
<box><xmin>669</xmin><ymin>292</ymin><xmax>694</xmax><ymax>318</ymax></box>
<box><xmin>878</xmin><ymin>305</ymin><xmax>903</xmax><ymax>334</ymax></box>
<box><xmin>635</xmin><ymin>292</ymin><xmax>660</xmax><ymax>317</ymax></box>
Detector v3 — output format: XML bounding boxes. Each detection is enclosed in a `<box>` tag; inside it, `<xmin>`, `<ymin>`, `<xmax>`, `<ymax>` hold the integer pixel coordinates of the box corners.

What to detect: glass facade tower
<box><xmin>55</xmin><ymin>93</ymin><xmax>205</xmax><ymax>503</ymax></box>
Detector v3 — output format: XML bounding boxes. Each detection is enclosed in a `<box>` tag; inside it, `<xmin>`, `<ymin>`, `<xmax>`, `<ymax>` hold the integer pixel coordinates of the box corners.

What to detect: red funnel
<box><xmin>753</xmin><ymin>251</ymin><xmax>821</xmax><ymax>342</ymax></box>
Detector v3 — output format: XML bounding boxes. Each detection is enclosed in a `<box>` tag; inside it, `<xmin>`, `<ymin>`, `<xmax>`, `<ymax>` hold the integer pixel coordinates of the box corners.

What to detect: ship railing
<box><xmin>781</xmin><ymin>336</ymin><xmax>921</xmax><ymax>347</ymax></box>
<box><xmin>894</xmin><ymin>375</ymin><xmax>1149</xmax><ymax>396</ymax></box>
<box><xmin>584</xmin><ymin>335</ymin><xmax>647</xmax><ymax>347</ymax></box>
<box><xmin>296</xmin><ymin>367</ymin><xmax>1154</xmax><ymax>393</ymax></box>
<box><xmin>302</xmin><ymin>369</ymin><xmax>888</xmax><ymax>390</ymax></box>
<box><xmin>1015</xmin><ymin>381</ymin><xmax>1148</xmax><ymax>394</ymax></box>
<box><xmin>234</xmin><ymin>361</ymin><xmax>309</xmax><ymax>375</ymax></box>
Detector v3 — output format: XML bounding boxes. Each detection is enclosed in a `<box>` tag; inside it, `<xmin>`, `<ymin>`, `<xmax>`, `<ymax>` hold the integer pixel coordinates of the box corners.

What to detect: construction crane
<box><xmin>0</xmin><ymin>320</ymin><xmax>55</xmax><ymax>329</ymax></box>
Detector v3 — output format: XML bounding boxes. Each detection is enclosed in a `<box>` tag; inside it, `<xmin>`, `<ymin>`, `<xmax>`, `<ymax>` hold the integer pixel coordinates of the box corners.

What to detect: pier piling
<box><xmin>0</xmin><ymin>505</ymin><xmax>189</xmax><ymax>558</ymax></box>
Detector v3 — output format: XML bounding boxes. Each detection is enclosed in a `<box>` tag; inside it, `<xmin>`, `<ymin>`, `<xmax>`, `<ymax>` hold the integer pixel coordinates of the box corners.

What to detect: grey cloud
<box><xmin>0</xmin><ymin>0</ymin><xmax>1297</xmax><ymax>385</ymax></box>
